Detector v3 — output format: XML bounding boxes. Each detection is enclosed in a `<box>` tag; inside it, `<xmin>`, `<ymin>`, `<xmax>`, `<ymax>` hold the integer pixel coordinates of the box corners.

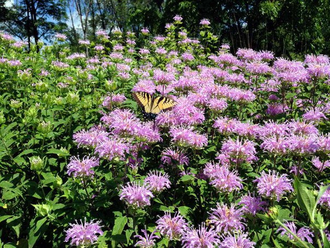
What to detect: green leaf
<box><xmin>314</xmin><ymin>185</ymin><xmax>329</xmax><ymax>219</ymax></box>
<box><xmin>180</xmin><ymin>175</ymin><xmax>194</xmax><ymax>183</ymax></box>
<box><xmin>112</xmin><ymin>216</ymin><xmax>127</xmax><ymax>236</ymax></box>
<box><xmin>0</xmin><ymin>215</ymin><xmax>13</xmax><ymax>223</ymax></box>
<box><xmin>294</xmin><ymin>178</ymin><xmax>315</xmax><ymax>221</ymax></box>
<box><xmin>321</xmin><ymin>229</ymin><xmax>330</xmax><ymax>248</ymax></box>
<box><xmin>178</xmin><ymin>206</ymin><xmax>191</xmax><ymax>218</ymax></box>
<box><xmin>4</xmin><ymin>243</ymin><xmax>16</xmax><ymax>248</ymax></box>
<box><xmin>28</xmin><ymin>217</ymin><xmax>48</xmax><ymax>248</ymax></box>
<box><xmin>7</xmin><ymin>216</ymin><xmax>21</xmax><ymax>238</ymax></box>
<box><xmin>272</xmin><ymin>237</ymin><xmax>283</xmax><ymax>248</ymax></box>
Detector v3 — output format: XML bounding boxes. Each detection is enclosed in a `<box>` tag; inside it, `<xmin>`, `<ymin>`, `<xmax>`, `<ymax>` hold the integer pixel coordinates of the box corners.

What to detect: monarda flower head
<box><xmin>102</xmin><ymin>94</ymin><xmax>126</xmax><ymax>109</ymax></box>
<box><xmin>169</xmin><ymin>126</ymin><xmax>208</xmax><ymax>149</ymax></box>
<box><xmin>203</xmin><ymin>163</ymin><xmax>243</xmax><ymax>192</ymax></box>
<box><xmin>67</xmin><ymin>156</ymin><xmax>99</xmax><ymax>178</ymax></box>
<box><xmin>319</xmin><ymin>186</ymin><xmax>330</xmax><ymax>209</ymax></box>
<box><xmin>134</xmin><ymin>229</ymin><xmax>159</xmax><ymax>248</ymax></box>
<box><xmin>311</xmin><ymin>157</ymin><xmax>330</xmax><ymax>172</ymax></box>
<box><xmin>302</xmin><ymin>107</ymin><xmax>327</xmax><ymax>122</ymax></box>
<box><xmin>220</xmin><ymin>138</ymin><xmax>258</xmax><ymax>164</ymax></box>
<box><xmin>208</xmin><ymin>203</ymin><xmax>246</xmax><ymax>233</ymax></box>
<box><xmin>120</xmin><ymin>182</ymin><xmax>154</xmax><ymax>208</ymax></box>
<box><xmin>101</xmin><ymin>109</ymin><xmax>140</xmax><ymax>137</ymax></box>
<box><xmin>254</xmin><ymin>170</ymin><xmax>293</xmax><ymax>201</ymax></box>
<box><xmin>220</xmin><ymin>233</ymin><xmax>256</xmax><ymax>248</ymax></box>
<box><xmin>170</xmin><ymin>97</ymin><xmax>205</xmax><ymax>126</ymax></box>
<box><xmin>134</xmin><ymin>121</ymin><xmax>162</xmax><ymax>143</ymax></box>
<box><xmin>239</xmin><ymin>194</ymin><xmax>267</xmax><ymax>216</ymax></box>
<box><xmin>288</xmin><ymin>121</ymin><xmax>319</xmax><ymax>135</ymax></box>
<box><xmin>161</xmin><ymin>148</ymin><xmax>189</xmax><ymax>166</ymax></box>
<box><xmin>156</xmin><ymin>211</ymin><xmax>188</xmax><ymax>240</ymax></box>
<box><xmin>65</xmin><ymin>219</ymin><xmax>103</xmax><ymax>247</ymax></box>
<box><xmin>277</xmin><ymin>221</ymin><xmax>314</xmax><ymax>243</ymax></box>
<box><xmin>73</xmin><ymin>126</ymin><xmax>109</xmax><ymax>148</ymax></box>
<box><xmin>144</xmin><ymin>171</ymin><xmax>171</xmax><ymax>193</ymax></box>
<box><xmin>95</xmin><ymin>138</ymin><xmax>130</xmax><ymax>161</ymax></box>
<box><xmin>181</xmin><ymin>223</ymin><xmax>220</xmax><ymax>248</ymax></box>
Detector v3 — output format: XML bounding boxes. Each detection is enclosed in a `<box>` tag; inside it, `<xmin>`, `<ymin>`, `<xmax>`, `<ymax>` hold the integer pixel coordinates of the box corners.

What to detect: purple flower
<box><xmin>155</xmin><ymin>47</ymin><xmax>167</xmax><ymax>55</ymax></box>
<box><xmin>288</xmin><ymin>121</ymin><xmax>319</xmax><ymax>135</ymax></box>
<box><xmin>307</xmin><ymin>63</ymin><xmax>330</xmax><ymax>78</ymax></box>
<box><xmin>170</xmin><ymin>97</ymin><xmax>205</xmax><ymax>125</ymax></box>
<box><xmin>303</xmin><ymin>108</ymin><xmax>327</xmax><ymax>122</ymax></box>
<box><xmin>96</xmin><ymin>30</ymin><xmax>109</xmax><ymax>38</ymax></box>
<box><xmin>55</xmin><ymin>33</ymin><xmax>67</xmax><ymax>40</ymax></box>
<box><xmin>181</xmin><ymin>223</ymin><xmax>220</xmax><ymax>248</ymax></box>
<box><xmin>305</xmin><ymin>54</ymin><xmax>329</xmax><ymax>64</ymax></box>
<box><xmin>65</xmin><ymin>219</ymin><xmax>103</xmax><ymax>247</ymax></box>
<box><xmin>141</xmin><ymin>27</ymin><xmax>149</xmax><ymax>35</ymax></box>
<box><xmin>226</xmin><ymin>88</ymin><xmax>256</xmax><ymax>102</ymax></box>
<box><xmin>254</xmin><ymin>170</ymin><xmax>293</xmax><ymax>201</ymax></box>
<box><xmin>73</xmin><ymin>126</ymin><xmax>109</xmax><ymax>148</ymax></box>
<box><xmin>7</xmin><ymin>60</ymin><xmax>22</xmax><ymax>67</ymax></box>
<box><xmin>207</xmin><ymin>98</ymin><xmax>228</xmax><ymax>112</ymax></box>
<box><xmin>169</xmin><ymin>126</ymin><xmax>208</xmax><ymax>149</ymax></box>
<box><xmin>51</xmin><ymin>61</ymin><xmax>69</xmax><ymax>69</ymax></box>
<box><xmin>173</xmin><ymin>15</ymin><xmax>183</xmax><ymax>22</ymax></box>
<box><xmin>285</xmin><ymin>134</ymin><xmax>320</xmax><ymax>155</ymax></box>
<box><xmin>153</xmin><ymin>69</ymin><xmax>175</xmax><ymax>85</ymax></box>
<box><xmin>120</xmin><ymin>182</ymin><xmax>154</xmax><ymax>208</ymax></box>
<box><xmin>221</xmin><ymin>138</ymin><xmax>258</xmax><ymax>164</ymax></box>
<box><xmin>181</xmin><ymin>52</ymin><xmax>194</xmax><ymax>61</ymax></box>
<box><xmin>101</xmin><ymin>109</ymin><xmax>140</xmax><ymax>137</ymax></box>
<box><xmin>161</xmin><ymin>148</ymin><xmax>189</xmax><ymax>166</ymax></box>
<box><xmin>134</xmin><ymin>229</ymin><xmax>159</xmax><ymax>248</ymax></box>
<box><xmin>0</xmin><ymin>33</ymin><xmax>14</xmax><ymax>41</ymax></box>
<box><xmin>277</xmin><ymin>221</ymin><xmax>314</xmax><ymax>243</ymax></box>
<box><xmin>209</xmin><ymin>203</ymin><xmax>245</xmax><ymax>233</ymax></box>
<box><xmin>78</xmin><ymin>39</ymin><xmax>90</xmax><ymax>45</ymax></box>
<box><xmin>67</xmin><ymin>156</ymin><xmax>99</xmax><ymax>178</ymax></box>
<box><xmin>132</xmin><ymin>79</ymin><xmax>156</xmax><ymax>94</ymax></box>
<box><xmin>102</xmin><ymin>94</ymin><xmax>126</xmax><ymax>109</ymax></box>
<box><xmin>144</xmin><ymin>171</ymin><xmax>171</xmax><ymax>193</ymax></box>
<box><xmin>156</xmin><ymin>211</ymin><xmax>188</xmax><ymax>240</ymax></box>
<box><xmin>220</xmin><ymin>233</ymin><xmax>256</xmax><ymax>248</ymax></box>
<box><xmin>200</xmin><ymin>18</ymin><xmax>211</xmax><ymax>25</ymax></box>
<box><xmin>260</xmin><ymin>135</ymin><xmax>288</xmax><ymax>155</ymax></box>
<box><xmin>95</xmin><ymin>138</ymin><xmax>130</xmax><ymax>161</ymax></box>
<box><xmin>203</xmin><ymin>163</ymin><xmax>243</xmax><ymax>192</ymax></box>
<box><xmin>266</xmin><ymin>103</ymin><xmax>289</xmax><ymax>115</ymax></box>
<box><xmin>134</xmin><ymin>122</ymin><xmax>162</xmax><ymax>143</ymax></box>
<box><xmin>246</xmin><ymin>61</ymin><xmax>272</xmax><ymax>74</ymax></box>
<box><xmin>237</xmin><ymin>48</ymin><xmax>259</xmax><ymax>61</ymax></box>
<box><xmin>319</xmin><ymin>187</ymin><xmax>330</xmax><ymax>209</ymax></box>
<box><xmin>239</xmin><ymin>195</ymin><xmax>267</xmax><ymax>215</ymax></box>
<box><xmin>312</xmin><ymin>157</ymin><xmax>330</xmax><ymax>172</ymax></box>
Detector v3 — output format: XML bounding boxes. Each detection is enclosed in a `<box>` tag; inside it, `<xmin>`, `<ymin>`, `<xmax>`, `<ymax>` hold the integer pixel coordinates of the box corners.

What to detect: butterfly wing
<box><xmin>133</xmin><ymin>91</ymin><xmax>176</xmax><ymax>119</ymax></box>
<box><xmin>132</xmin><ymin>92</ymin><xmax>153</xmax><ymax>113</ymax></box>
<box><xmin>151</xmin><ymin>96</ymin><xmax>176</xmax><ymax>114</ymax></box>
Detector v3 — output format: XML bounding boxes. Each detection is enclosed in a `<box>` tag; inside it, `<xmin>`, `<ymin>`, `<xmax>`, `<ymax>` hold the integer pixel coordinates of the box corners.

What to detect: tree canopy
<box><xmin>1</xmin><ymin>0</ymin><xmax>330</xmax><ymax>57</ymax></box>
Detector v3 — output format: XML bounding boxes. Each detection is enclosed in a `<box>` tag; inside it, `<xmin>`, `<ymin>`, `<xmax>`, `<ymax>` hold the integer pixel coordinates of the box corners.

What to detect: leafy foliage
<box><xmin>0</xmin><ymin>15</ymin><xmax>330</xmax><ymax>247</ymax></box>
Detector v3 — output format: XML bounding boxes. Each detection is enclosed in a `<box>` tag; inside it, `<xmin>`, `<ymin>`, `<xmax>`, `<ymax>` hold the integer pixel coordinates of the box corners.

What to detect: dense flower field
<box><xmin>1</xmin><ymin>15</ymin><xmax>330</xmax><ymax>247</ymax></box>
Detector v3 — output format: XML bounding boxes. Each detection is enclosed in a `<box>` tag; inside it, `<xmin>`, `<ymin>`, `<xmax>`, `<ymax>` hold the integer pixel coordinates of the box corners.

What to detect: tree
<box><xmin>0</xmin><ymin>0</ymin><xmax>67</xmax><ymax>51</ymax></box>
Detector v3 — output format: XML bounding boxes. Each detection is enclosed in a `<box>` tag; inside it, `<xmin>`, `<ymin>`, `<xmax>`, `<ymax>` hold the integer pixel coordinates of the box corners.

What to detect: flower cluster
<box><xmin>65</xmin><ymin>219</ymin><xmax>103</xmax><ymax>247</ymax></box>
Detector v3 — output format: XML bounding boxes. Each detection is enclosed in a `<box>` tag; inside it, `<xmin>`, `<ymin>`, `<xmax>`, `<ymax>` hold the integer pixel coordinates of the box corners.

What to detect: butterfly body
<box><xmin>133</xmin><ymin>91</ymin><xmax>176</xmax><ymax>119</ymax></box>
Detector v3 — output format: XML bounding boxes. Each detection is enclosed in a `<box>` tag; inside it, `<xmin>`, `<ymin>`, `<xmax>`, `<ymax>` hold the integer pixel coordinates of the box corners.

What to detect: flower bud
<box><xmin>66</xmin><ymin>92</ymin><xmax>79</xmax><ymax>105</ymax></box>
<box><xmin>29</xmin><ymin>156</ymin><xmax>44</xmax><ymax>172</ymax></box>
<box><xmin>10</xmin><ymin>99</ymin><xmax>22</xmax><ymax>109</ymax></box>
<box><xmin>37</xmin><ymin>121</ymin><xmax>52</xmax><ymax>134</ymax></box>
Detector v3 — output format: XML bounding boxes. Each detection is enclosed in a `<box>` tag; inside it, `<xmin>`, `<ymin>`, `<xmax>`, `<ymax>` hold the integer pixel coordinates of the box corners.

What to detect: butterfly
<box><xmin>132</xmin><ymin>91</ymin><xmax>176</xmax><ymax>119</ymax></box>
